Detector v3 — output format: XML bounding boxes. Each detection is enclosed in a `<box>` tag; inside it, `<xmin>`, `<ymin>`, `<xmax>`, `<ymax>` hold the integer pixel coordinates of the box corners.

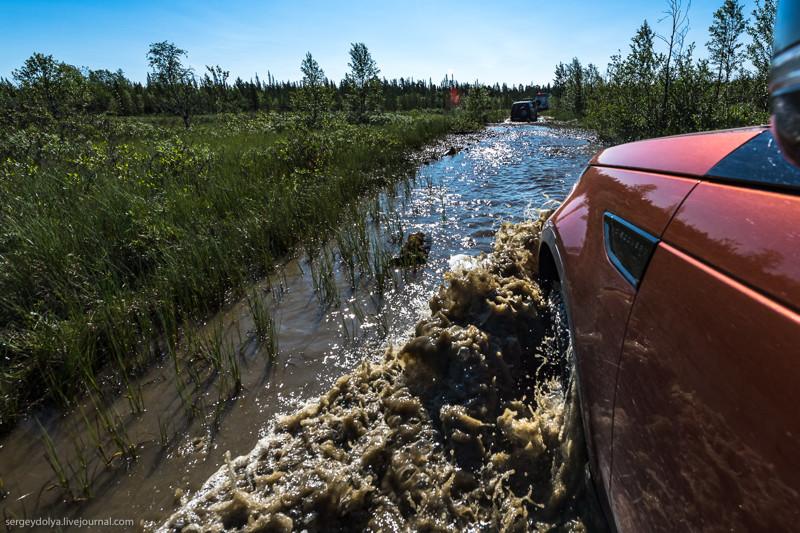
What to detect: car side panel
<box><xmin>546</xmin><ymin>166</ymin><xmax>697</xmax><ymax>493</ymax></box>
<box><xmin>611</xmin><ymin>242</ymin><xmax>800</xmax><ymax>532</ymax></box>
<box><xmin>665</xmin><ymin>181</ymin><xmax>800</xmax><ymax>311</ymax></box>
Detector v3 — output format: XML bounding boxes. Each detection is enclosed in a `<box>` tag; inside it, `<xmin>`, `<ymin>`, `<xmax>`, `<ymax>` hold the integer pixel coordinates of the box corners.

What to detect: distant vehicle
<box><xmin>534</xmin><ymin>92</ymin><xmax>550</xmax><ymax>110</ymax></box>
<box><xmin>537</xmin><ymin>1</ymin><xmax>800</xmax><ymax>530</ymax></box>
<box><xmin>510</xmin><ymin>100</ymin><xmax>538</xmax><ymax>122</ymax></box>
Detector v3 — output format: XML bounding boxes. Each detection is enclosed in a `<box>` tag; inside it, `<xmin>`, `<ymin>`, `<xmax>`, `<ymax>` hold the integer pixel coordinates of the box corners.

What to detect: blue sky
<box><xmin>0</xmin><ymin>0</ymin><xmax>759</xmax><ymax>87</ymax></box>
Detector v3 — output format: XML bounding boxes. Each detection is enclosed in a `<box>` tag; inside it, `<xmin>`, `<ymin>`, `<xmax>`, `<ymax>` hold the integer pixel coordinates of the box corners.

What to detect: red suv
<box><xmin>537</xmin><ymin>2</ymin><xmax>800</xmax><ymax>530</ymax></box>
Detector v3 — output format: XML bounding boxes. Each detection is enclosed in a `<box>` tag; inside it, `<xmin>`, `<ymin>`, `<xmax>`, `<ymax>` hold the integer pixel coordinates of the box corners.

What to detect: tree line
<box><xmin>0</xmin><ymin>0</ymin><xmax>777</xmax><ymax>142</ymax></box>
<box><xmin>549</xmin><ymin>0</ymin><xmax>775</xmax><ymax>141</ymax></box>
<box><xmin>0</xmin><ymin>41</ymin><xmax>547</xmax><ymax>130</ymax></box>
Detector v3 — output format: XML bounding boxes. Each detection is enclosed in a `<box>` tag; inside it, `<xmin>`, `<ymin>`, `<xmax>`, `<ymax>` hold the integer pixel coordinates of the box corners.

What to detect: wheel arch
<box><xmin>538</xmin><ymin>224</ymin><xmax>619</xmax><ymax>532</ymax></box>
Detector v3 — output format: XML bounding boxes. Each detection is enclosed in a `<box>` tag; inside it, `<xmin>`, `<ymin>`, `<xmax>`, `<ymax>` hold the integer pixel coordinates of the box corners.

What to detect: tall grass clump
<box><xmin>0</xmin><ymin>110</ymin><xmax>453</xmax><ymax>431</ymax></box>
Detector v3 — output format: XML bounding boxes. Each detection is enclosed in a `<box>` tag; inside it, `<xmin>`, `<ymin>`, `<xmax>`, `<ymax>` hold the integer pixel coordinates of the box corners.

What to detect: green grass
<box><xmin>539</xmin><ymin>109</ymin><xmax>584</xmax><ymax>123</ymax></box>
<box><xmin>0</xmin><ymin>110</ymin><xmax>454</xmax><ymax>432</ymax></box>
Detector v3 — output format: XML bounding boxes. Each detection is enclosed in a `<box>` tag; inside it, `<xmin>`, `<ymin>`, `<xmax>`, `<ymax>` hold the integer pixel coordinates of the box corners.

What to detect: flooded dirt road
<box><xmin>0</xmin><ymin>122</ymin><xmax>603</xmax><ymax>531</ymax></box>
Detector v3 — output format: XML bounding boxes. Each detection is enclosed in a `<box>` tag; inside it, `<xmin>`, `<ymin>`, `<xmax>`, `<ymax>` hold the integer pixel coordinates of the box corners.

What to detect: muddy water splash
<box><xmin>159</xmin><ymin>215</ymin><xmax>597</xmax><ymax>532</ymax></box>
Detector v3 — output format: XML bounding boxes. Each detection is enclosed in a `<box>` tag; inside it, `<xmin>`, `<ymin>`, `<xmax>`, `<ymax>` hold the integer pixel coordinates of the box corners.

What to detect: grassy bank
<box><xmin>0</xmin><ymin>111</ymin><xmax>453</xmax><ymax>431</ymax></box>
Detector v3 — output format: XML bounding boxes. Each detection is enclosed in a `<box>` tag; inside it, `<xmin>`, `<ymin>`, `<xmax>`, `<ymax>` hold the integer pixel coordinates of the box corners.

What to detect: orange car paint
<box><xmin>590</xmin><ymin>128</ymin><xmax>763</xmax><ymax>177</ymax></box>
<box><xmin>545</xmin><ymin>166</ymin><xmax>697</xmax><ymax>493</ymax></box>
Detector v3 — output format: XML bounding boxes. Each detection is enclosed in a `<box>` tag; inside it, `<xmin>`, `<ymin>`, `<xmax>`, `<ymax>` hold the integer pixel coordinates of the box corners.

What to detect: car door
<box><xmin>546</xmin><ymin>164</ymin><xmax>698</xmax><ymax>495</ymax></box>
<box><xmin>610</xmin><ymin>132</ymin><xmax>800</xmax><ymax>531</ymax></box>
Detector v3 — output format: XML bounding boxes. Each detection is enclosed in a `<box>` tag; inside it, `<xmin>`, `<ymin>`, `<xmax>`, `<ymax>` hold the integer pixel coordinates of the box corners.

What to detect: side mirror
<box><xmin>770</xmin><ymin>1</ymin><xmax>800</xmax><ymax>166</ymax></box>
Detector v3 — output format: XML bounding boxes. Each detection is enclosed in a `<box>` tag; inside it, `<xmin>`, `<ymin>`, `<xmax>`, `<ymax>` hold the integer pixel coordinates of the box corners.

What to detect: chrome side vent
<box><xmin>603</xmin><ymin>212</ymin><xmax>659</xmax><ymax>289</ymax></box>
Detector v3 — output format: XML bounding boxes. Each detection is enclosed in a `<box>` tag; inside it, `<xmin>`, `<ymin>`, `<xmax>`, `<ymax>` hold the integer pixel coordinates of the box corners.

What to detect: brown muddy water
<box><xmin>0</xmin><ymin>122</ymin><xmax>604</xmax><ymax>532</ymax></box>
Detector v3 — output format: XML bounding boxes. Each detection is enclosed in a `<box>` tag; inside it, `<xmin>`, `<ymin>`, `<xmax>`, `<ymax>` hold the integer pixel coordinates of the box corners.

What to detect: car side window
<box><xmin>707</xmin><ymin>130</ymin><xmax>800</xmax><ymax>190</ymax></box>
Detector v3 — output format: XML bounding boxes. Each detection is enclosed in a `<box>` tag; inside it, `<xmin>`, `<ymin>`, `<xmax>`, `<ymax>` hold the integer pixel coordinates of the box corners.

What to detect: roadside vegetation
<box><xmin>546</xmin><ymin>0</ymin><xmax>775</xmax><ymax>142</ymax></box>
<box><xmin>0</xmin><ymin>110</ymin><xmax>445</xmax><ymax>423</ymax></box>
<box><xmin>0</xmin><ymin>43</ymin><xmax>539</xmax><ymax>133</ymax></box>
<box><xmin>0</xmin><ymin>41</ymin><xmax>504</xmax><ymax>434</ymax></box>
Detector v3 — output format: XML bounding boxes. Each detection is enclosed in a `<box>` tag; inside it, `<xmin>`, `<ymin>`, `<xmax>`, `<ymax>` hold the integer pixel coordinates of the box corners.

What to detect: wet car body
<box><xmin>538</xmin><ymin>126</ymin><xmax>800</xmax><ymax>531</ymax></box>
<box><xmin>510</xmin><ymin>100</ymin><xmax>538</xmax><ymax>122</ymax></box>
